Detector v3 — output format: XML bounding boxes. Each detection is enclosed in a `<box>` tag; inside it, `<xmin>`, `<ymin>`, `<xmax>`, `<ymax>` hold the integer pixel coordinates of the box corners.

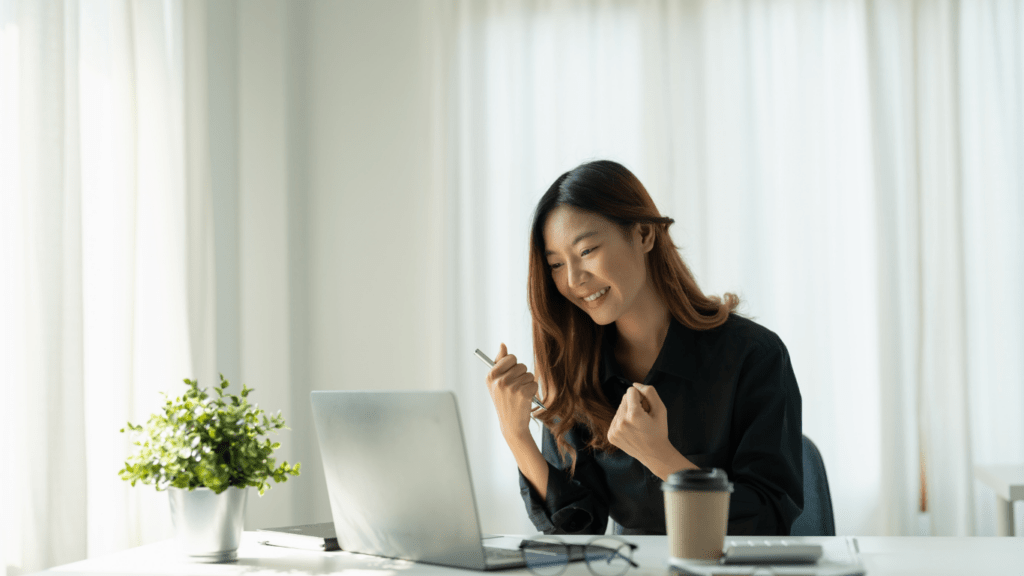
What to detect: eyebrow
<box><xmin>545</xmin><ymin>230</ymin><xmax>599</xmax><ymax>257</ymax></box>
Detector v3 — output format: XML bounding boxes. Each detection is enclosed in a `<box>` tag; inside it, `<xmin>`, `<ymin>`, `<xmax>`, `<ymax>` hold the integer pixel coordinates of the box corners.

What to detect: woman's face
<box><xmin>542</xmin><ymin>205</ymin><xmax>653</xmax><ymax>326</ymax></box>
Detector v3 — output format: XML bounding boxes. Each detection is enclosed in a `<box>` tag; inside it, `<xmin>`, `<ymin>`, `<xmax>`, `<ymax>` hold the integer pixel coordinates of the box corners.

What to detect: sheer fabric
<box><xmin>432</xmin><ymin>0</ymin><xmax>1024</xmax><ymax>537</ymax></box>
<box><xmin>0</xmin><ymin>1</ymin><xmax>215</xmax><ymax>572</ymax></box>
<box><xmin>3</xmin><ymin>4</ymin><xmax>1023</xmax><ymax>574</ymax></box>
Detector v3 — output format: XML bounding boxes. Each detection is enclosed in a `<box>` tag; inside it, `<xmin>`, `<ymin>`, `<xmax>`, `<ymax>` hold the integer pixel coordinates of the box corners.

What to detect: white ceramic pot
<box><xmin>168</xmin><ymin>486</ymin><xmax>248</xmax><ymax>562</ymax></box>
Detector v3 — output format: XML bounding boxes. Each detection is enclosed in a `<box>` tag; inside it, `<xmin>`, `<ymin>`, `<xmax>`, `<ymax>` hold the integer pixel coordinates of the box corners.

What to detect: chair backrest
<box><xmin>613</xmin><ymin>435</ymin><xmax>835</xmax><ymax>536</ymax></box>
<box><xmin>790</xmin><ymin>434</ymin><xmax>836</xmax><ymax>536</ymax></box>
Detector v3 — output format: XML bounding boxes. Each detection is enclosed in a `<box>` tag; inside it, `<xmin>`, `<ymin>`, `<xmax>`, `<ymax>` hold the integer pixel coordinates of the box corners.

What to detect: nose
<box><xmin>565</xmin><ymin>259</ymin><xmax>588</xmax><ymax>289</ymax></box>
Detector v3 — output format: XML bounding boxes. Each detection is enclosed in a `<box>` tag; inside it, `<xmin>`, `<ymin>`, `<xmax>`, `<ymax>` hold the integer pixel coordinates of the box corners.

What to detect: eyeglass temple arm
<box><xmin>518</xmin><ymin>540</ymin><xmax>640</xmax><ymax>570</ymax></box>
<box><xmin>611</xmin><ymin>549</ymin><xmax>639</xmax><ymax>568</ymax></box>
<box><xmin>590</xmin><ymin>544</ymin><xmax>639</xmax><ymax>568</ymax></box>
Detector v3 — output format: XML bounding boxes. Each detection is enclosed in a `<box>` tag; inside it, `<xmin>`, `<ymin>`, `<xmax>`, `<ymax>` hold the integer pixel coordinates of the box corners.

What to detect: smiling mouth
<box><xmin>583</xmin><ymin>287</ymin><xmax>609</xmax><ymax>302</ymax></box>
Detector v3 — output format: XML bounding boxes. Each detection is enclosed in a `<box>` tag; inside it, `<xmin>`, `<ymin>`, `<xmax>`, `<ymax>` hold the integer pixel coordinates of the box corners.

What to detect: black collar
<box><xmin>600</xmin><ymin>316</ymin><xmax>698</xmax><ymax>387</ymax></box>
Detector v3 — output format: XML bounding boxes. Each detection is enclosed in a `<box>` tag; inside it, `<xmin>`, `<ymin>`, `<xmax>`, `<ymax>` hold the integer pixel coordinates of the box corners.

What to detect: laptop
<box><xmin>309</xmin><ymin>390</ymin><xmax>536</xmax><ymax>570</ymax></box>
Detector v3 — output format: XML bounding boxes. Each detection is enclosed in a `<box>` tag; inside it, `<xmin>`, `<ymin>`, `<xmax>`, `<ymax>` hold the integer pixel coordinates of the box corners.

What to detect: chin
<box><xmin>586</xmin><ymin>309</ymin><xmax>618</xmax><ymax>326</ymax></box>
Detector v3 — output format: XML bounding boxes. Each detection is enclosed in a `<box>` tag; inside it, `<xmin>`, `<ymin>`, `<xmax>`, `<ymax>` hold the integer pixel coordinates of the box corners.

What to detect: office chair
<box><xmin>611</xmin><ymin>435</ymin><xmax>836</xmax><ymax>537</ymax></box>
<box><xmin>790</xmin><ymin>434</ymin><xmax>836</xmax><ymax>536</ymax></box>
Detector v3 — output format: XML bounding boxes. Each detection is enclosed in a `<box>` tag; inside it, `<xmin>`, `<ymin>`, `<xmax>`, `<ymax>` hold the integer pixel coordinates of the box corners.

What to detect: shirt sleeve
<box><xmin>518</xmin><ymin>425</ymin><xmax>611</xmax><ymax>535</ymax></box>
<box><xmin>727</xmin><ymin>336</ymin><xmax>804</xmax><ymax>536</ymax></box>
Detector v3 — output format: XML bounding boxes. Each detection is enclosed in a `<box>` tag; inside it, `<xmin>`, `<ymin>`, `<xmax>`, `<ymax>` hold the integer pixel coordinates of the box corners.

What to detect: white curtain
<box><xmin>4</xmin><ymin>4</ymin><xmax>1023</xmax><ymax>573</ymax></box>
<box><xmin>431</xmin><ymin>0</ymin><xmax>648</xmax><ymax>536</ymax></box>
<box><xmin>434</xmin><ymin>0</ymin><xmax>1024</xmax><ymax>536</ymax></box>
<box><xmin>642</xmin><ymin>0</ymin><xmax>887</xmax><ymax>535</ymax></box>
<box><xmin>0</xmin><ymin>1</ymin><xmax>215</xmax><ymax>573</ymax></box>
<box><xmin>871</xmin><ymin>0</ymin><xmax>1024</xmax><ymax>536</ymax></box>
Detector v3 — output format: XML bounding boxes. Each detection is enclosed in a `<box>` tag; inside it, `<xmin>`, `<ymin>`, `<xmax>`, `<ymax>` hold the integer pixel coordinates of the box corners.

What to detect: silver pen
<box><xmin>474</xmin><ymin>348</ymin><xmax>547</xmax><ymax>410</ymax></box>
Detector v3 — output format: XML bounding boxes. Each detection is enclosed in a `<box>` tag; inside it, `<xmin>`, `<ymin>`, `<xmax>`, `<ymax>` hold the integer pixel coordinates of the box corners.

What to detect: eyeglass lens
<box><xmin>521</xmin><ymin>536</ymin><xmax>635</xmax><ymax>576</ymax></box>
<box><xmin>584</xmin><ymin>537</ymin><xmax>635</xmax><ymax>576</ymax></box>
<box><xmin>521</xmin><ymin>536</ymin><xmax>570</xmax><ymax>576</ymax></box>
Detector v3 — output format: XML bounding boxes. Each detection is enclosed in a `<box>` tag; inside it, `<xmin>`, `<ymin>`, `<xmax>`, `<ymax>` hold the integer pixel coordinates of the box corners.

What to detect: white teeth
<box><xmin>584</xmin><ymin>287</ymin><xmax>609</xmax><ymax>302</ymax></box>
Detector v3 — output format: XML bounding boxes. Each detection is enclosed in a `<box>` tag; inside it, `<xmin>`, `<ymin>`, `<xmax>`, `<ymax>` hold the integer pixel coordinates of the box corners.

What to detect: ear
<box><xmin>635</xmin><ymin>223</ymin><xmax>657</xmax><ymax>254</ymax></box>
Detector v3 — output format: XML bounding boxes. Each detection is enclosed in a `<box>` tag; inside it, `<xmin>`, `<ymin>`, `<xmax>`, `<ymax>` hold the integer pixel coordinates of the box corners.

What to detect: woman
<box><xmin>485</xmin><ymin>160</ymin><xmax>803</xmax><ymax>536</ymax></box>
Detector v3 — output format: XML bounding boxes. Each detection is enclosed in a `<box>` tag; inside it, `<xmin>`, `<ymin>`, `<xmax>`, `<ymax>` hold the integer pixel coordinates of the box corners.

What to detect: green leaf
<box><xmin>119</xmin><ymin>375</ymin><xmax>299</xmax><ymax>494</ymax></box>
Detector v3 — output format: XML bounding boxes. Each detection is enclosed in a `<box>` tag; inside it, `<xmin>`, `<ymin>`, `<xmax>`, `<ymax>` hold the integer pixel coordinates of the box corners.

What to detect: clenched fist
<box><xmin>607</xmin><ymin>383</ymin><xmax>670</xmax><ymax>463</ymax></box>
<box><xmin>484</xmin><ymin>343</ymin><xmax>539</xmax><ymax>440</ymax></box>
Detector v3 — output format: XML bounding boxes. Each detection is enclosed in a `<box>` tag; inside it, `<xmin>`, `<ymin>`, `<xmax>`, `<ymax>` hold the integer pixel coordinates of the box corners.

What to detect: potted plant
<box><xmin>119</xmin><ymin>375</ymin><xmax>300</xmax><ymax>562</ymax></box>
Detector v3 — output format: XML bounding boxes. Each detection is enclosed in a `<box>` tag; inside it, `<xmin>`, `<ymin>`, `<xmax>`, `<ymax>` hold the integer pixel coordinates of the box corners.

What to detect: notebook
<box><xmin>256</xmin><ymin>522</ymin><xmax>340</xmax><ymax>552</ymax></box>
<box><xmin>309</xmin><ymin>390</ymin><xmax>534</xmax><ymax>570</ymax></box>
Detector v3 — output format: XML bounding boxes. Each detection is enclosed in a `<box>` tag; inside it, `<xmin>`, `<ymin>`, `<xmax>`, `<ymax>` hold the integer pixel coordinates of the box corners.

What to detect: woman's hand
<box><xmin>608</xmin><ymin>383</ymin><xmax>694</xmax><ymax>480</ymax></box>
<box><xmin>485</xmin><ymin>343</ymin><xmax>539</xmax><ymax>441</ymax></box>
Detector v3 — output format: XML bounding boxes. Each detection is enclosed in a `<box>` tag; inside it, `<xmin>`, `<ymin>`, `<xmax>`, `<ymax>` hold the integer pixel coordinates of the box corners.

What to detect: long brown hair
<box><xmin>528</xmin><ymin>160</ymin><xmax>739</xmax><ymax>473</ymax></box>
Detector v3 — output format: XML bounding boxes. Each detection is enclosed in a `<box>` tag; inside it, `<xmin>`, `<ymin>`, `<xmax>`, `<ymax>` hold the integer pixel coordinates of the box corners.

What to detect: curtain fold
<box><xmin>1</xmin><ymin>1</ymin><xmax>215</xmax><ymax>572</ymax></box>
<box><xmin>865</xmin><ymin>0</ymin><xmax>924</xmax><ymax>538</ymax></box>
<box><xmin>1</xmin><ymin>0</ymin><xmax>88</xmax><ymax>569</ymax></box>
<box><xmin>435</xmin><ymin>0</ymin><xmax>649</xmax><ymax>536</ymax></box>
<box><xmin>953</xmin><ymin>0</ymin><xmax>1024</xmax><ymax>535</ymax></box>
<box><xmin>3</xmin><ymin>3</ymin><xmax>1024</xmax><ymax>573</ymax></box>
<box><xmin>644</xmin><ymin>0</ymin><xmax>888</xmax><ymax>536</ymax></box>
<box><xmin>908</xmin><ymin>0</ymin><xmax>975</xmax><ymax>537</ymax></box>
<box><xmin>434</xmin><ymin>0</ymin><xmax>1024</xmax><ymax>536</ymax></box>
<box><xmin>868</xmin><ymin>0</ymin><xmax>1024</xmax><ymax>536</ymax></box>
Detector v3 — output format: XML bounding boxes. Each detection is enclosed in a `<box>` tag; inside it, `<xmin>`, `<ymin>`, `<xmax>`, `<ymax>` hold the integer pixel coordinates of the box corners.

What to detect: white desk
<box><xmin>976</xmin><ymin>465</ymin><xmax>1024</xmax><ymax>536</ymax></box>
<box><xmin>35</xmin><ymin>532</ymin><xmax>1024</xmax><ymax>576</ymax></box>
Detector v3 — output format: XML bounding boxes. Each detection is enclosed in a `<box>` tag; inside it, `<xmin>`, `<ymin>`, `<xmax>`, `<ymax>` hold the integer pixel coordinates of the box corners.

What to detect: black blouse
<box><xmin>518</xmin><ymin>313</ymin><xmax>803</xmax><ymax>536</ymax></box>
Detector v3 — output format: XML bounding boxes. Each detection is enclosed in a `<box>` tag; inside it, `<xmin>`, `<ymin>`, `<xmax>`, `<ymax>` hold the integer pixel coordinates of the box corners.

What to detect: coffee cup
<box><xmin>662</xmin><ymin>468</ymin><xmax>733</xmax><ymax>561</ymax></box>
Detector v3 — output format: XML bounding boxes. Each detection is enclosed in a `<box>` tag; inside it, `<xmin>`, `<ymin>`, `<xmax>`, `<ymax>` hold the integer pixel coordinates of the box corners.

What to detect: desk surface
<box><xmin>976</xmin><ymin>465</ymin><xmax>1024</xmax><ymax>500</ymax></box>
<box><xmin>39</xmin><ymin>532</ymin><xmax>1024</xmax><ymax>576</ymax></box>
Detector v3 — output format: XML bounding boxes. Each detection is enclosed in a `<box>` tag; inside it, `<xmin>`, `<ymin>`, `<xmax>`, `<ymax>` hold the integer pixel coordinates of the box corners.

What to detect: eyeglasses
<box><xmin>519</xmin><ymin>535</ymin><xmax>639</xmax><ymax>576</ymax></box>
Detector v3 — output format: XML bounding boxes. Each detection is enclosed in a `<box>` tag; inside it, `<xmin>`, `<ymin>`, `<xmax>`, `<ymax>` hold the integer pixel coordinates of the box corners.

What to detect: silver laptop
<box><xmin>310</xmin><ymin>390</ymin><xmax>528</xmax><ymax>570</ymax></box>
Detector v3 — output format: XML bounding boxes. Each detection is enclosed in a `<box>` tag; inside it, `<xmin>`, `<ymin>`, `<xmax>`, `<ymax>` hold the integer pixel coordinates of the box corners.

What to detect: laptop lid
<box><xmin>310</xmin><ymin>390</ymin><xmax>489</xmax><ymax>569</ymax></box>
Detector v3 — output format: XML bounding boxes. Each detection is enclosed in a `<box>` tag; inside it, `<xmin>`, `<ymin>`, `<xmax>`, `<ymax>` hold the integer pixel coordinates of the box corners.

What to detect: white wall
<box><xmin>304</xmin><ymin>0</ymin><xmax>445</xmax><ymax>525</ymax></box>
<box><xmin>208</xmin><ymin>0</ymin><xmax>443</xmax><ymax>529</ymax></box>
<box><xmin>307</xmin><ymin>1</ymin><xmax>441</xmax><ymax>398</ymax></box>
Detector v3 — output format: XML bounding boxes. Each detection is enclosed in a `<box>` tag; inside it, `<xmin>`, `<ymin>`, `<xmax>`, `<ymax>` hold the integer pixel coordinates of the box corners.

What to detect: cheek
<box><xmin>621</xmin><ymin>255</ymin><xmax>647</xmax><ymax>289</ymax></box>
<box><xmin>549</xmin><ymin>273</ymin><xmax>567</xmax><ymax>297</ymax></box>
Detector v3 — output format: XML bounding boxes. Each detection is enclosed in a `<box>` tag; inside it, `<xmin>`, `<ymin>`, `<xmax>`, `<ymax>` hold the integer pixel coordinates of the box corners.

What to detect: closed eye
<box><xmin>549</xmin><ymin>246</ymin><xmax>596</xmax><ymax>269</ymax></box>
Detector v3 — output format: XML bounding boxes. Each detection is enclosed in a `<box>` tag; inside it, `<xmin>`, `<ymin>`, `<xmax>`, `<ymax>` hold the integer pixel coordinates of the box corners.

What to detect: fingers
<box><xmin>512</xmin><ymin>370</ymin><xmax>535</xmax><ymax>388</ymax></box>
<box><xmin>513</xmin><ymin>378</ymin><xmax>539</xmax><ymax>398</ymax></box>
<box><xmin>505</xmin><ymin>362</ymin><xmax>528</xmax><ymax>379</ymax></box>
<box><xmin>505</xmin><ymin>369</ymin><xmax>535</xmax><ymax>394</ymax></box>
<box><xmin>623</xmin><ymin>387</ymin><xmax>651</xmax><ymax>415</ymax></box>
<box><xmin>493</xmin><ymin>350</ymin><xmax>518</xmax><ymax>373</ymax></box>
<box><xmin>632</xmin><ymin>383</ymin><xmax>658</xmax><ymax>413</ymax></box>
<box><xmin>492</xmin><ymin>358</ymin><xmax>525</xmax><ymax>383</ymax></box>
<box><xmin>487</xmin><ymin>345</ymin><xmax>536</xmax><ymax>391</ymax></box>
<box><xmin>608</xmin><ymin>386</ymin><xmax>657</xmax><ymax>456</ymax></box>
<box><xmin>607</xmin><ymin>394</ymin><xmax>635</xmax><ymax>450</ymax></box>
<box><xmin>491</xmin><ymin>346</ymin><xmax>532</xmax><ymax>380</ymax></box>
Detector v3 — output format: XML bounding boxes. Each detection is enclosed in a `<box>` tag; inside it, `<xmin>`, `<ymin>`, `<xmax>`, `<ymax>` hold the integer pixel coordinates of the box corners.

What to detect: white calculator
<box><xmin>721</xmin><ymin>540</ymin><xmax>824</xmax><ymax>564</ymax></box>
